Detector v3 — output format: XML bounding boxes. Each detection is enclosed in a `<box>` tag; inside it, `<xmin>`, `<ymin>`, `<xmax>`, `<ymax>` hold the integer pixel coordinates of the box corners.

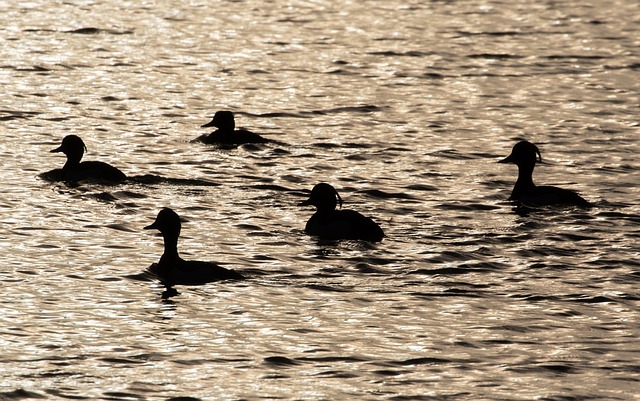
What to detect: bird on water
<box><xmin>299</xmin><ymin>183</ymin><xmax>385</xmax><ymax>242</ymax></box>
<box><xmin>44</xmin><ymin>135</ymin><xmax>126</xmax><ymax>183</ymax></box>
<box><xmin>199</xmin><ymin>110</ymin><xmax>270</xmax><ymax>145</ymax></box>
<box><xmin>144</xmin><ymin>208</ymin><xmax>244</xmax><ymax>291</ymax></box>
<box><xmin>499</xmin><ymin>140</ymin><xmax>591</xmax><ymax>207</ymax></box>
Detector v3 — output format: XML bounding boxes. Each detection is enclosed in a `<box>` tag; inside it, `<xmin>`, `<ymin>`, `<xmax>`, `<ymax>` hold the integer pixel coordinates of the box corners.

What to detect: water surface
<box><xmin>1</xmin><ymin>0</ymin><xmax>639</xmax><ymax>400</ymax></box>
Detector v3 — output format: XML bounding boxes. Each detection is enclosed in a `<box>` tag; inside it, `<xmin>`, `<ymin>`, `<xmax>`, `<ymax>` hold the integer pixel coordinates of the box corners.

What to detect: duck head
<box><xmin>145</xmin><ymin>208</ymin><xmax>182</xmax><ymax>237</ymax></box>
<box><xmin>498</xmin><ymin>140</ymin><xmax>542</xmax><ymax>167</ymax></box>
<box><xmin>202</xmin><ymin>111</ymin><xmax>235</xmax><ymax>130</ymax></box>
<box><xmin>51</xmin><ymin>135</ymin><xmax>87</xmax><ymax>163</ymax></box>
<box><xmin>299</xmin><ymin>183</ymin><xmax>343</xmax><ymax>211</ymax></box>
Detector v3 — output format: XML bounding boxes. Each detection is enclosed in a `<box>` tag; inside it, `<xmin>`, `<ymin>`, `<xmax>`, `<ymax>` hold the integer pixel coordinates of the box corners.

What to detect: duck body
<box><xmin>300</xmin><ymin>183</ymin><xmax>384</xmax><ymax>242</ymax></box>
<box><xmin>499</xmin><ymin>140</ymin><xmax>591</xmax><ymax>207</ymax></box>
<box><xmin>45</xmin><ymin>135</ymin><xmax>126</xmax><ymax>183</ymax></box>
<box><xmin>59</xmin><ymin>160</ymin><xmax>126</xmax><ymax>182</ymax></box>
<box><xmin>148</xmin><ymin>256</ymin><xmax>244</xmax><ymax>286</ymax></box>
<box><xmin>304</xmin><ymin>209</ymin><xmax>385</xmax><ymax>242</ymax></box>
<box><xmin>145</xmin><ymin>208</ymin><xmax>244</xmax><ymax>287</ymax></box>
<box><xmin>201</xmin><ymin>129</ymin><xmax>268</xmax><ymax>145</ymax></box>
<box><xmin>510</xmin><ymin>184</ymin><xmax>591</xmax><ymax>207</ymax></box>
<box><xmin>200</xmin><ymin>111</ymin><xmax>269</xmax><ymax>145</ymax></box>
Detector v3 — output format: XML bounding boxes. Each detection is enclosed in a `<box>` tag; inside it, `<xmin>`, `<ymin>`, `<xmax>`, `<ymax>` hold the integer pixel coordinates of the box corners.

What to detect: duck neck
<box><xmin>62</xmin><ymin>153</ymin><xmax>82</xmax><ymax>172</ymax></box>
<box><xmin>217</xmin><ymin>125</ymin><xmax>234</xmax><ymax>134</ymax></box>
<box><xmin>512</xmin><ymin>163</ymin><xmax>536</xmax><ymax>199</ymax></box>
<box><xmin>315</xmin><ymin>204</ymin><xmax>337</xmax><ymax>218</ymax></box>
<box><xmin>161</xmin><ymin>232</ymin><xmax>180</xmax><ymax>260</ymax></box>
<box><xmin>208</xmin><ymin>127</ymin><xmax>232</xmax><ymax>139</ymax></box>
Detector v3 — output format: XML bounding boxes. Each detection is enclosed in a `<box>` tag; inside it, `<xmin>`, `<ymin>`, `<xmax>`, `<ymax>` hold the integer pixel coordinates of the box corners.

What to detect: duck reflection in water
<box><xmin>198</xmin><ymin>110</ymin><xmax>270</xmax><ymax>146</ymax></box>
<box><xmin>145</xmin><ymin>208</ymin><xmax>244</xmax><ymax>297</ymax></box>
<box><xmin>299</xmin><ymin>183</ymin><xmax>385</xmax><ymax>242</ymax></box>
<box><xmin>499</xmin><ymin>140</ymin><xmax>591</xmax><ymax>208</ymax></box>
<box><xmin>42</xmin><ymin>135</ymin><xmax>127</xmax><ymax>183</ymax></box>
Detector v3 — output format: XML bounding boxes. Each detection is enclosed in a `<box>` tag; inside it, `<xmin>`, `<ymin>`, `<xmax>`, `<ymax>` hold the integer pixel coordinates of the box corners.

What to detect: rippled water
<box><xmin>1</xmin><ymin>0</ymin><xmax>640</xmax><ymax>400</ymax></box>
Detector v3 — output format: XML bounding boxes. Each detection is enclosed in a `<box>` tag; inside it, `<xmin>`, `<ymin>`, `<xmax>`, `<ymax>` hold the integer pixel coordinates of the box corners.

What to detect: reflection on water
<box><xmin>1</xmin><ymin>0</ymin><xmax>640</xmax><ymax>400</ymax></box>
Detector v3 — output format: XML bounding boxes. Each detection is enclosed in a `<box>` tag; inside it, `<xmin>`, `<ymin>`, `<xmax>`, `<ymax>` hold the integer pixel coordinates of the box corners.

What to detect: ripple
<box><xmin>3</xmin><ymin>0</ymin><xmax>640</xmax><ymax>400</ymax></box>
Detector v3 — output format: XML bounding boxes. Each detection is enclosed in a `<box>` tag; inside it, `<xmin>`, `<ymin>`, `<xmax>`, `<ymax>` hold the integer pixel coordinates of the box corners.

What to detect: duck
<box><xmin>499</xmin><ymin>140</ymin><xmax>591</xmax><ymax>207</ymax></box>
<box><xmin>199</xmin><ymin>110</ymin><xmax>270</xmax><ymax>145</ymax></box>
<box><xmin>45</xmin><ymin>135</ymin><xmax>126</xmax><ymax>182</ymax></box>
<box><xmin>144</xmin><ymin>208</ymin><xmax>244</xmax><ymax>287</ymax></box>
<box><xmin>299</xmin><ymin>183</ymin><xmax>385</xmax><ymax>242</ymax></box>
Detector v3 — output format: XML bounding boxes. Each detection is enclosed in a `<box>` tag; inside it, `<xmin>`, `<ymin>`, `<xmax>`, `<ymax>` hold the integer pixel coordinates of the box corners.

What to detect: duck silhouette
<box><xmin>144</xmin><ymin>208</ymin><xmax>244</xmax><ymax>288</ymax></box>
<box><xmin>499</xmin><ymin>140</ymin><xmax>591</xmax><ymax>207</ymax></box>
<box><xmin>299</xmin><ymin>183</ymin><xmax>385</xmax><ymax>242</ymax></box>
<box><xmin>45</xmin><ymin>135</ymin><xmax>126</xmax><ymax>183</ymax></box>
<box><xmin>199</xmin><ymin>111</ymin><xmax>269</xmax><ymax>145</ymax></box>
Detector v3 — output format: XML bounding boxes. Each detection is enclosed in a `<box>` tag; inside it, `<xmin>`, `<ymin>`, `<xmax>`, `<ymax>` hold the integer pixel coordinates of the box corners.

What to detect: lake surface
<box><xmin>1</xmin><ymin>0</ymin><xmax>639</xmax><ymax>400</ymax></box>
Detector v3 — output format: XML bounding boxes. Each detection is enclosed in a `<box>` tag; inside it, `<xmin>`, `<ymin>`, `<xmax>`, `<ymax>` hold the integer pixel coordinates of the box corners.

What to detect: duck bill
<box><xmin>144</xmin><ymin>222</ymin><xmax>159</xmax><ymax>230</ymax></box>
<box><xmin>201</xmin><ymin>120</ymin><xmax>217</xmax><ymax>128</ymax></box>
<box><xmin>498</xmin><ymin>154</ymin><xmax>514</xmax><ymax>164</ymax></box>
<box><xmin>298</xmin><ymin>199</ymin><xmax>312</xmax><ymax>207</ymax></box>
<box><xmin>50</xmin><ymin>146</ymin><xmax>63</xmax><ymax>153</ymax></box>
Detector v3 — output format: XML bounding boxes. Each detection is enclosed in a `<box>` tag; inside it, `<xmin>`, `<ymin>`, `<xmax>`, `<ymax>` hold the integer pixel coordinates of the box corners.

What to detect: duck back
<box><xmin>517</xmin><ymin>185</ymin><xmax>591</xmax><ymax>207</ymax></box>
<box><xmin>202</xmin><ymin>129</ymin><xmax>269</xmax><ymax>145</ymax></box>
<box><xmin>70</xmin><ymin>161</ymin><xmax>127</xmax><ymax>182</ymax></box>
<box><xmin>305</xmin><ymin>209</ymin><xmax>384</xmax><ymax>242</ymax></box>
<box><xmin>150</xmin><ymin>258</ymin><xmax>244</xmax><ymax>286</ymax></box>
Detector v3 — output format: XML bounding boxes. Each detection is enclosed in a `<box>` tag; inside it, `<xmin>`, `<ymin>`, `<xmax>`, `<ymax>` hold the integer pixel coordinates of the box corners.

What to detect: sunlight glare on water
<box><xmin>0</xmin><ymin>0</ymin><xmax>639</xmax><ymax>400</ymax></box>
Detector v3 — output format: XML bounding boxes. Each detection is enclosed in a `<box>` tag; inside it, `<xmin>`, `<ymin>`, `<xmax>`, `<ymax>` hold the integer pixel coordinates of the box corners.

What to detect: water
<box><xmin>1</xmin><ymin>0</ymin><xmax>639</xmax><ymax>400</ymax></box>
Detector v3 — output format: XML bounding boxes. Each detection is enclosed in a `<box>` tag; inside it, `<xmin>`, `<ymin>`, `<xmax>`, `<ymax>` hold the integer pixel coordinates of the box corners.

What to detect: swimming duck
<box><xmin>499</xmin><ymin>140</ymin><xmax>591</xmax><ymax>207</ymax></box>
<box><xmin>200</xmin><ymin>110</ymin><xmax>269</xmax><ymax>145</ymax></box>
<box><xmin>47</xmin><ymin>135</ymin><xmax>126</xmax><ymax>182</ymax></box>
<box><xmin>144</xmin><ymin>208</ymin><xmax>244</xmax><ymax>287</ymax></box>
<box><xmin>299</xmin><ymin>183</ymin><xmax>385</xmax><ymax>242</ymax></box>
